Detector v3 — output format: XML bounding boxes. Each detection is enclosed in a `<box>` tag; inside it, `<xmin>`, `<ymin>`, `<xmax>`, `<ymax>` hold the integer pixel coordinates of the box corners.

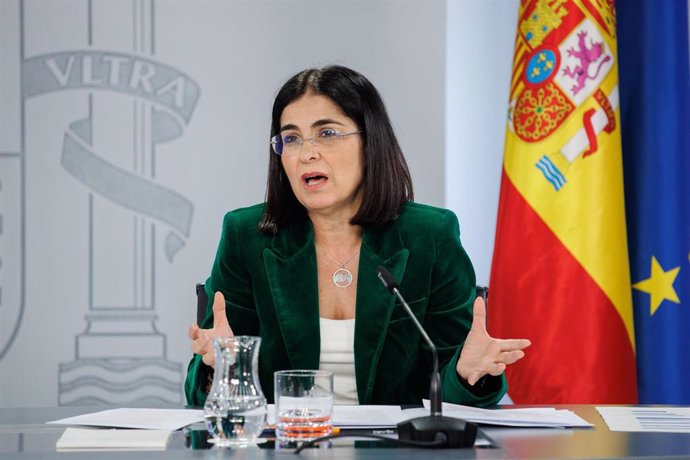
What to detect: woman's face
<box><xmin>279</xmin><ymin>93</ymin><xmax>364</xmax><ymax>219</ymax></box>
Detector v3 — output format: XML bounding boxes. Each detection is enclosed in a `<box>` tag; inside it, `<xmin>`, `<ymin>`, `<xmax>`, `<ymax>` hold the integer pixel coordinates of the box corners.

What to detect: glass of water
<box><xmin>274</xmin><ymin>370</ymin><xmax>333</xmax><ymax>442</ymax></box>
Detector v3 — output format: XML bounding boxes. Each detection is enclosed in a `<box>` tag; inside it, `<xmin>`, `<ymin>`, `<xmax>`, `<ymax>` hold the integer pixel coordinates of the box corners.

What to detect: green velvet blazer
<box><xmin>185</xmin><ymin>202</ymin><xmax>507</xmax><ymax>407</ymax></box>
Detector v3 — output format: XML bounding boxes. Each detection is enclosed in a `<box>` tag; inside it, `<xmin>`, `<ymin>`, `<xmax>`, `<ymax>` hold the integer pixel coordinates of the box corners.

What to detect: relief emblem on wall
<box><xmin>8</xmin><ymin>0</ymin><xmax>201</xmax><ymax>405</ymax></box>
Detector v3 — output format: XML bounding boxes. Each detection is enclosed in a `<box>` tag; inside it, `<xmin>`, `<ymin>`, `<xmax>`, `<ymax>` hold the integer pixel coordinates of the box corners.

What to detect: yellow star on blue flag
<box><xmin>632</xmin><ymin>256</ymin><xmax>680</xmax><ymax>315</ymax></box>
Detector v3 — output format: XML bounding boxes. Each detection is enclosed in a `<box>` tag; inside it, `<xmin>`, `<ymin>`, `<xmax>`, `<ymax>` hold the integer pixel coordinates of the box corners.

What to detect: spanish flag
<box><xmin>489</xmin><ymin>0</ymin><xmax>637</xmax><ymax>403</ymax></box>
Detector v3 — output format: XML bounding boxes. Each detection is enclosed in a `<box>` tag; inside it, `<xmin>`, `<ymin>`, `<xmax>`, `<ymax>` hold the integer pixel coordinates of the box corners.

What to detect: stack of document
<box><xmin>48</xmin><ymin>408</ymin><xmax>204</xmax><ymax>451</ymax></box>
<box><xmin>425</xmin><ymin>401</ymin><xmax>592</xmax><ymax>428</ymax></box>
<box><xmin>49</xmin><ymin>403</ymin><xmax>591</xmax><ymax>451</ymax></box>
<box><xmin>56</xmin><ymin>428</ymin><xmax>172</xmax><ymax>451</ymax></box>
<box><xmin>597</xmin><ymin>406</ymin><xmax>690</xmax><ymax>433</ymax></box>
<box><xmin>266</xmin><ymin>403</ymin><xmax>592</xmax><ymax>429</ymax></box>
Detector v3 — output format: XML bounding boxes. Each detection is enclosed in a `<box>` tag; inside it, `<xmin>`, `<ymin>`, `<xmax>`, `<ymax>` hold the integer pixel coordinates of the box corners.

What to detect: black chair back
<box><xmin>476</xmin><ymin>285</ymin><xmax>488</xmax><ymax>304</ymax></box>
<box><xmin>195</xmin><ymin>283</ymin><xmax>208</xmax><ymax>326</ymax></box>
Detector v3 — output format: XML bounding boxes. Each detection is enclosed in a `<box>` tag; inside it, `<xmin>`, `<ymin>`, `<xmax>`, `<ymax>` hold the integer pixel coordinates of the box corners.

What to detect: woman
<box><xmin>185</xmin><ymin>65</ymin><xmax>530</xmax><ymax>407</ymax></box>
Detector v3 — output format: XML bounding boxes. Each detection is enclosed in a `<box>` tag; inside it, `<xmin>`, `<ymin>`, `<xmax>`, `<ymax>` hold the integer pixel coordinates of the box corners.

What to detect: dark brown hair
<box><xmin>258</xmin><ymin>65</ymin><xmax>413</xmax><ymax>234</ymax></box>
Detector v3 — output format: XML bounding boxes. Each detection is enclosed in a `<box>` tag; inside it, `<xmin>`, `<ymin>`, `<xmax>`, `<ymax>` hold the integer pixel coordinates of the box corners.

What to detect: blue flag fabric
<box><xmin>618</xmin><ymin>0</ymin><xmax>690</xmax><ymax>403</ymax></box>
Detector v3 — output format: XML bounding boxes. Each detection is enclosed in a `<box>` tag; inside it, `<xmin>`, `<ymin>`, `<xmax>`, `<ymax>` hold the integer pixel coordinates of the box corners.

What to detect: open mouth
<box><xmin>302</xmin><ymin>172</ymin><xmax>328</xmax><ymax>187</ymax></box>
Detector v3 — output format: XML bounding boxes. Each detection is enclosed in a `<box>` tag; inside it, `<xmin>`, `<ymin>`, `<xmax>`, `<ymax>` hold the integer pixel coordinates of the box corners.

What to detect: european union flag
<box><xmin>619</xmin><ymin>1</ymin><xmax>690</xmax><ymax>403</ymax></box>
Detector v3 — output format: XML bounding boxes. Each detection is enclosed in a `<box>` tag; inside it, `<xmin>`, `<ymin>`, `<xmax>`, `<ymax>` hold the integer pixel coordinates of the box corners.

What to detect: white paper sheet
<box><xmin>269</xmin><ymin>405</ymin><xmax>492</xmax><ymax>447</ymax></box>
<box><xmin>47</xmin><ymin>408</ymin><xmax>204</xmax><ymax>431</ymax></box>
<box><xmin>266</xmin><ymin>404</ymin><xmax>406</xmax><ymax>428</ymax></box>
<box><xmin>56</xmin><ymin>427</ymin><xmax>170</xmax><ymax>451</ymax></box>
<box><xmin>333</xmin><ymin>405</ymin><xmax>407</xmax><ymax>428</ymax></box>
<box><xmin>423</xmin><ymin>401</ymin><xmax>593</xmax><ymax>428</ymax></box>
<box><xmin>269</xmin><ymin>403</ymin><xmax>591</xmax><ymax>429</ymax></box>
<box><xmin>597</xmin><ymin>406</ymin><xmax>690</xmax><ymax>433</ymax></box>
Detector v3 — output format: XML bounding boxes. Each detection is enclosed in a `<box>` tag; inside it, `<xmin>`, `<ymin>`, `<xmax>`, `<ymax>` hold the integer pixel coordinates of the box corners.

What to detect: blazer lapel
<box><xmin>263</xmin><ymin>219</ymin><xmax>320</xmax><ymax>370</ymax></box>
<box><xmin>354</xmin><ymin>221</ymin><xmax>409</xmax><ymax>404</ymax></box>
<box><xmin>262</xmin><ymin>216</ymin><xmax>410</xmax><ymax>402</ymax></box>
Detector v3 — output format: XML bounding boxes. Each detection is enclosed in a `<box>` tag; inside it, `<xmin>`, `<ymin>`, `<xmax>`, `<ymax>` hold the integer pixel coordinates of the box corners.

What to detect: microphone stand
<box><xmin>377</xmin><ymin>266</ymin><xmax>477</xmax><ymax>448</ymax></box>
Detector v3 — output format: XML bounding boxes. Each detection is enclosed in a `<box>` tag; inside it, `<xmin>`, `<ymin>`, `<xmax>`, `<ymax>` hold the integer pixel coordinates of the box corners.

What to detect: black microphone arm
<box><xmin>376</xmin><ymin>266</ymin><xmax>477</xmax><ymax>448</ymax></box>
<box><xmin>377</xmin><ymin>267</ymin><xmax>442</xmax><ymax>416</ymax></box>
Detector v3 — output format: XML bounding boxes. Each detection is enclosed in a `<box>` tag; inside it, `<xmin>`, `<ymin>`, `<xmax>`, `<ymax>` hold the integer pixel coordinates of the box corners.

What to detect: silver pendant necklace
<box><xmin>316</xmin><ymin>245</ymin><xmax>359</xmax><ymax>288</ymax></box>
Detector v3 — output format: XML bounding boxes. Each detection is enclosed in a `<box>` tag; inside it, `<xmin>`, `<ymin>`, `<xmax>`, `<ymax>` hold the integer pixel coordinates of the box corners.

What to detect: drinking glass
<box><xmin>274</xmin><ymin>370</ymin><xmax>333</xmax><ymax>442</ymax></box>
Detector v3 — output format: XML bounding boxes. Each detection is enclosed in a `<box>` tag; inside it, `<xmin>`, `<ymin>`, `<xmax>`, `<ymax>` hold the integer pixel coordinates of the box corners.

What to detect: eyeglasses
<box><xmin>270</xmin><ymin>130</ymin><xmax>361</xmax><ymax>156</ymax></box>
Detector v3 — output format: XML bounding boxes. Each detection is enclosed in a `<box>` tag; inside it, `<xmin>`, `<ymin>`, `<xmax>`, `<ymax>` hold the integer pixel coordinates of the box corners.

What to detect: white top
<box><xmin>319</xmin><ymin>317</ymin><xmax>358</xmax><ymax>405</ymax></box>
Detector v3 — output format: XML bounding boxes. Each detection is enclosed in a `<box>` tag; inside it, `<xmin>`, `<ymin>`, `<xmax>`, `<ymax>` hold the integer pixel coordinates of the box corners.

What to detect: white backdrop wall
<box><xmin>446</xmin><ymin>0</ymin><xmax>519</xmax><ymax>284</ymax></box>
<box><xmin>0</xmin><ymin>0</ymin><xmax>517</xmax><ymax>407</ymax></box>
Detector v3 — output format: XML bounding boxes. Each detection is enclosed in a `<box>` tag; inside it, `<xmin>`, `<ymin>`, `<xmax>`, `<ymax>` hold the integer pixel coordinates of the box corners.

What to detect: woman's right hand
<box><xmin>188</xmin><ymin>291</ymin><xmax>234</xmax><ymax>368</ymax></box>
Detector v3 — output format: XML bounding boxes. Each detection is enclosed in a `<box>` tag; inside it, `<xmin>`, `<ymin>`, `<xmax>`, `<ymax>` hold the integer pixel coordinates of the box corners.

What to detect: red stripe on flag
<box><xmin>489</xmin><ymin>171</ymin><xmax>637</xmax><ymax>404</ymax></box>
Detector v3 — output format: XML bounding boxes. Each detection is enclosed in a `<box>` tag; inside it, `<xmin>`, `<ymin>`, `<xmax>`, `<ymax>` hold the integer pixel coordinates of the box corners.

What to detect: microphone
<box><xmin>376</xmin><ymin>266</ymin><xmax>477</xmax><ymax>448</ymax></box>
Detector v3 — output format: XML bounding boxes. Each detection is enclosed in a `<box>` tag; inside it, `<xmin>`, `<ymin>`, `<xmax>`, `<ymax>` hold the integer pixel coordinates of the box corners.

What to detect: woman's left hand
<box><xmin>456</xmin><ymin>296</ymin><xmax>531</xmax><ymax>385</ymax></box>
